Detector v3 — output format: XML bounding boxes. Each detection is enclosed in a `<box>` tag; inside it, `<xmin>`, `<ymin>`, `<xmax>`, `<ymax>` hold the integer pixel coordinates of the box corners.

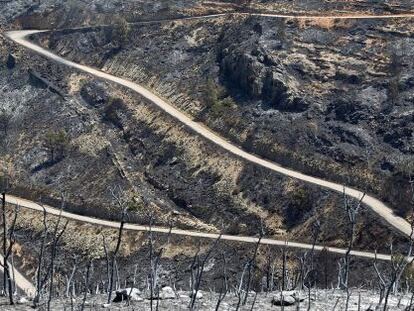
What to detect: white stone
<box><xmin>190</xmin><ymin>290</ymin><xmax>203</xmax><ymax>299</ymax></box>
<box><xmin>160</xmin><ymin>286</ymin><xmax>176</xmax><ymax>299</ymax></box>
<box><xmin>248</xmin><ymin>290</ymin><xmax>256</xmax><ymax>297</ymax></box>
<box><xmin>292</xmin><ymin>291</ymin><xmax>306</xmax><ymax>302</ymax></box>
<box><xmin>272</xmin><ymin>292</ymin><xmax>297</xmax><ymax>306</ymax></box>
<box><xmin>179</xmin><ymin>294</ymin><xmax>190</xmax><ymax>299</ymax></box>
<box><xmin>17</xmin><ymin>297</ymin><xmax>29</xmax><ymax>304</ymax></box>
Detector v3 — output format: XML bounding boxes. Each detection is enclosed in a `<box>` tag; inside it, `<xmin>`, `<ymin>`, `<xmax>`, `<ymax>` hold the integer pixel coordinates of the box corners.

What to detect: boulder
<box><xmin>190</xmin><ymin>290</ymin><xmax>203</xmax><ymax>299</ymax></box>
<box><xmin>272</xmin><ymin>294</ymin><xmax>296</xmax><ymax>306</ymax></box>
<box><xmin>17</xmin><ymin>297</ymin><xmax>29</xmax><ymax>304</ymax></box>
<box><xmin>271</xmin><ymin>291</ymin><xmax>304</xmax><ymax>306</ymax></box>
<box><xmin>113</xmin><ymin>288</ymin><xmax>142</xmax><ymax>302</ymax></box>
<box><xmin>160</xmin><ymin>286</ymin><xmax>176</xmax><ymax>299</ymax></box>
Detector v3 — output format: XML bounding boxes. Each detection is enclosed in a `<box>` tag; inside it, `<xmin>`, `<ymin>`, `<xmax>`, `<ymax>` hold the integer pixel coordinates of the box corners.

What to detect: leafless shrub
<box><xmin>190</xmin><ymin>234</ymin><xmax>222</xmax><ymax>310</ymax></box>
<box><xmin>46</xmin><ymin>197</ymin><xmax>69</xmax><ymax>311</ymax></box>
<box><xmin>215</xmin><ymin>253</ymin><xmax>228</xmax><ymax>311</ymax></box>
<box><xmin>33</xmin><ymin>205</ymin><xmax>48</xmax><ymax>307</ymax></box>
<box><xmin>235</xmin><ymin>225</ymin><xmax>264</xmax><ymax>310</ymax></box>
<box><xmin>106</xmin><ymin>186</ymin><xmax>129</xmax><ymax>305</ymax></box>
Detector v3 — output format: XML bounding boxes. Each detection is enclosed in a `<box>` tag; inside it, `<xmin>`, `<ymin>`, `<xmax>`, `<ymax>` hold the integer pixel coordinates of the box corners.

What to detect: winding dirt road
<box><xmin>3</xmin><ymin>194</ymin><xmax>398</xmax><ymax>262</ymax></box>
<box><xmin>250</xmin><ymin>12</ymin><xmax>414</xmax><ymax>19</ymax></box>
<box><xmin>3</xmin><ymin>12</ymin><xmax>414</xmax><ymax>293</ymax></box>
<box><xmin>5</xmin><ymin>23</ymin><xmax>413</xmax><ymax>237</ymax></box>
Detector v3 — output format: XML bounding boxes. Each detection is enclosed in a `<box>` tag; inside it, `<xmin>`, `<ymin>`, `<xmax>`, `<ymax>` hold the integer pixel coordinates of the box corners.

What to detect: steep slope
<box><xmin>1</xmin><ymin>1</ymin><xmax>414</xmax><ymax>307</ymax></box>
<box><xmin>0</xmin><ymin>20</ymin><xmax>409</xmax><ymax>250</ymax></box>
<box><xmin>39</xmin><ymin>15</ymin><xmax>414</xmax><ymax>219</ymax></box>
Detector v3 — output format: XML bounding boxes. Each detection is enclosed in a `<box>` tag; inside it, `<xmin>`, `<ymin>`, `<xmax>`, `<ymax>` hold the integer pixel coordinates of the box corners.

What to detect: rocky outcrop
<box><xmin>219</xmin><ymin>47</ymin><xmax>308</xmax><ymax>112</ymax></box>
<box><xmin>263</xmin><ymin>71</ymin><xmax>308</xmax><ymax>112</ymax></box>
<box><xmin>28</xmin><ymin>69</ymin><xmax>65</xmax><ymax>97</ymax></box>
<box><xmin>80</xmin><ymin>81</ymin><xmax>108</xmax><ymax>107</ymax></box>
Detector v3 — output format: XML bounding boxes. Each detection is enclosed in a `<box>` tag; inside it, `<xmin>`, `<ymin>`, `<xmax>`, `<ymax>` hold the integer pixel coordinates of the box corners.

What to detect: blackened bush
<box><xmin>44</xmin><ymin>129</ymin><xmax>69</xmax><ymax>163</ymax></box>
<box><xmin>284</xmin><ymin>187</ymin><xmax>312</xmax><ymax>228</ymax></box>
<box><xmin>103</xmin><ymin>97</ymin><xmax>127</xmax><ymax>129</ymax></box>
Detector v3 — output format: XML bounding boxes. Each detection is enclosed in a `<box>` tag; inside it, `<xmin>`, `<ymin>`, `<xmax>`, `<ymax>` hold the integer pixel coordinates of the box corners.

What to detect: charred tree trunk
<box><xmin>107</xmin><ymin>219</ymin><xmax>125</xmax><ymax>304</ymax></box>
<box><xmin>2</xmin><ymin>192</ymin><xmax>7</xmax><ymax>296</ymax></box>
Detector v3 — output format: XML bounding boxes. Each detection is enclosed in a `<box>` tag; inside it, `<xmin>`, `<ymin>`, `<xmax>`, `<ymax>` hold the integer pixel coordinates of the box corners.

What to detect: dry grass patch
<box><xmin>295</xmin><ymin>18</ymin><xmax>353</xmax><ymax>30</ymax></box>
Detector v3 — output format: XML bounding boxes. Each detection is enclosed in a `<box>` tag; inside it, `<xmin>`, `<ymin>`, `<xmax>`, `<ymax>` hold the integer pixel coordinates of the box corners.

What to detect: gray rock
<box><xmin>271</xmin><ymin>291</ymin><xmax>301</xmax><ymax>306</ymax></box>
<box><xmin>272</xmin><ymin>295</ymin><xmax>296</xmax><ymax>306</ymax></box>
<box><xmin>113</xmin><ymin>288</ymin><xmax>141</xmax><ymax>302</ymax></box>
<box><xmin>17</xmin><ymin>297</ymin><xmax>29</xmax><ymax>304</ymax></box>
<box><xmin>219</xmin><ymin>29</ymin><xmax>309</xmax><ymax>113</ymax></box>
<box><xmin>263</xmin><ymin>72</ymin><xmax>308</xmax><ymax>112</ymax></box>
<box><xmin>160</xmin><ymin>286</ymin><xmax>176</xmax><ymax>299</ymax></box>
<box><xmin>190</xmin><ymin>290</ymin><xmax>203</xmax><ymax>299</ymax></box>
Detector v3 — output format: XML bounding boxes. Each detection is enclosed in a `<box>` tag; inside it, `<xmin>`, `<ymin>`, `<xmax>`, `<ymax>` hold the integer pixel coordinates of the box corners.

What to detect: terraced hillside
<box><xmin>0</xmin><ymin>1</ymin><xmax>413</xmax><ymax>309</ymax></box>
